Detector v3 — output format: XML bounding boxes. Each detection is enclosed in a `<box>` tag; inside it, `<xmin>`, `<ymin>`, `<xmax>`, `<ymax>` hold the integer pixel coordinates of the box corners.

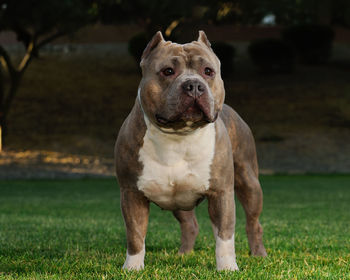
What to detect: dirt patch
<box><xmin>0</xmin><ymin>150</ymin><xmax>114</xmax><ymax>179</ymax></box>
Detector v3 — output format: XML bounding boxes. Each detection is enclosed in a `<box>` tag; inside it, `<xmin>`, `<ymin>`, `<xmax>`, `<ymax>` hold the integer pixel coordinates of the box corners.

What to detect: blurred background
<box><xmin>0</xmin><ymin>0</ymin><xmax>349</xmax><ymax>178</ymax></box>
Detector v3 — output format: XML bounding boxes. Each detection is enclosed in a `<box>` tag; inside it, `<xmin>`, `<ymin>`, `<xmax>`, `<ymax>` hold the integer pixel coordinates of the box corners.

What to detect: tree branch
<box><xmin>37</xmin><ymin>30</ymin><xmax>67</xmax><ymax>49</ymax></box>
<box><xmin>0</xmin><ymin>62</ymin><xmax>4</xmax><ymax>106</ymax></box>
<box><xmin>17</xmin><ymin>40</ymin><xmax>36</xmax><ymax>72</ymax></box>
<box><xmin>18</xmin><ymin>29</ymin><xmax>70</xmax><ymax>73</ymax></box>
<box><xmin>0</xmin><ymin>45</ymin><xmax>16</xmax><ymax>76</ymax></box>
<box><xmin>3</xmin><ymin>71</ymin><xmax>20</xmax><ymax>118</ymax></box>
<box><xmin>12</xmin><ymin>23</ymin><xmax>32</xmax><ymax>49</ymax></box>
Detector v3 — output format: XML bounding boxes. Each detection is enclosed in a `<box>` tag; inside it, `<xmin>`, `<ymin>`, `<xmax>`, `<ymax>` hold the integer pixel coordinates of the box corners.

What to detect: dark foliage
<box><xmin>211</xmin><ymin>42</ymin><xmax>236</xmax><ymax>77</ymax></box>
<box><xmin>248</xmin><ymin>38</ymin><xmax>295</xmax><ymax>74</ymax></box>
<box><xmin>128</xmin><ymin>32</ymin><xmax>149</xmax><ymax>64</ymax></box>
<box><xmin>0</xmin><ymin>0</ymin><xmax>96</xmax><ymax>39</ymax></box>
<box><xmin>128</xmin><ymin>32</ymin><xmax>178</xmax><ymax>65</ymax></box>
<box><xmin>282</xmin><ymin>25</ymin><xmax>335</xmax><ymax>64</ymax></box>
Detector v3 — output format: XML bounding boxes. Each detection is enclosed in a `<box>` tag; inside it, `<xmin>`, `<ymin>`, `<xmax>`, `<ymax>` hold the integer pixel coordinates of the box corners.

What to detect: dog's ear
<box><xmin>197</xmin><ymin>30</ymin><xmax>211</xmax><ymax>48</ymax></box>
<box><xmin>141</xmin><ymin>31</ymin><xmax>164</xmax><ymax>61</ymax></box>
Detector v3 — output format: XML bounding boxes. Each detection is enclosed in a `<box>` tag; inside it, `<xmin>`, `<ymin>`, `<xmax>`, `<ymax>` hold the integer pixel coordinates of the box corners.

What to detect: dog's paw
<box><xmin>216</xmin><ymin>256</ymin><xmax>239</xmax><ymax>271</ymax></box>
<box><xmin>122</xmin><ymin>247</ymin><xmax>145</xmax><ymax>271</ymax></box>
<box><xmin>122</xmin><ymin>261</ymin><xmax>144</xmax><ymax>271</ymax></box>
<box><xmin>251</xmin><ymin>245</ymin><xmax>268</xmax><ymax>257</ymax></box>
<box><xmin>122</xmin><ymin>258</ymin><xmax>144</xmax><ymax>271</ymax></box>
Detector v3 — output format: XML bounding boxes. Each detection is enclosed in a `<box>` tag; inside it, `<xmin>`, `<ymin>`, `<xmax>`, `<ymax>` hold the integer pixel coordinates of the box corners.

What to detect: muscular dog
<box><xmin>115</xmin><ymin>31</ymin><xmax>267</xmax><ymax>271</ymax></box>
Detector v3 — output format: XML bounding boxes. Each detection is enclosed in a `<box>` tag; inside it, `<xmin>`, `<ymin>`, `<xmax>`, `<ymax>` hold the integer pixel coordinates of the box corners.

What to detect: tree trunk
<box><xmin>0</xmin><ymin>73</ymin><xmax>21</xmax><ymax>152</ymax></box>
<box><xmin>0</xmin><ymin>114</ymin><xmax>7</xmax><ymax>152</ymax></box>
<box><xmin>0</xmin><ymin>64</ymin><xmax>4</xmax><ymax>152</ymax></box>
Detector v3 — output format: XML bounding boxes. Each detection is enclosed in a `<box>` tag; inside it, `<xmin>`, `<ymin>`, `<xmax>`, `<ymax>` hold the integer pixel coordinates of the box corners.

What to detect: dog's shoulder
<box><xmin>220</xmin><ymin>103</ymin><xmax>258</xmax><ymax>165</ymax></box>
<box><xmin>220</xmin><ymin>104</ymin><xmax>248</xmax><ymax>133</ymax></box>
<box><xmin>115</xmin><ymin>100</ymin><xmax>146</xmax><ymax>186</ymax></box>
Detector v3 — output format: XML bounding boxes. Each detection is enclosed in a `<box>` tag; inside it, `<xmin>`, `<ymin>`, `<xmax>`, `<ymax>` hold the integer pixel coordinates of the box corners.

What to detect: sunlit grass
<box><xmin>0</xmin><ymin>175</ymin><xmax>349</xmax><ymax>279</ymax></box>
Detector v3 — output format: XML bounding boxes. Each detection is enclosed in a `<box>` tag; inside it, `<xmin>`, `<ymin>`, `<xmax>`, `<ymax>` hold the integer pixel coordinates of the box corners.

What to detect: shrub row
<box><xmin>128</xmin><ymin>24</ymin><xmax>334</xmax><ymax>75</ymax></box>
<box><xmin>282</xmin><ymin>24</ymin><xmax>334</xmax><ymax>64</ymax></box>
<box><xmin>248</xmin><ymin>24</ymin><xmax>334</xmax><ymax>73</ymax></box>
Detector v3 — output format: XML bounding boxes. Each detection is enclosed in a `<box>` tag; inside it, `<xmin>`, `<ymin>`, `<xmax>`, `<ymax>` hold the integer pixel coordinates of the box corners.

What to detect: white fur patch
<box><xmin>137</xmin><ymin>116</ymin><xmax>216</xmax><ymax>210</ymax></box>
<box><xmin>212</xmin><ymin>225</ymin><xmax>239</xmax><ymax>271</ymax></box>
<box><xmin>123</xmin><ymin>244</ymin><xmax>145</xmax><ymax>270</ymax></box>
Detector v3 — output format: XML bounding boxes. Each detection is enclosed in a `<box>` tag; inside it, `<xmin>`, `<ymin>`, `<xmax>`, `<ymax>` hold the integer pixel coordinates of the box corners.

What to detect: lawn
<box><xmin>0</xmin><ymin>175</ymin><xmax>349</xmax><ymax>279</ymax></box>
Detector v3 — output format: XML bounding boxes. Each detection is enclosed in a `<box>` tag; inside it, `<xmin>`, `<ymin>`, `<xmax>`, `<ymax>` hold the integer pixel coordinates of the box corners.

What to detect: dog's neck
<box><xmin>143</xmin><ymin>114</ymin><xmax>213</xmax><ymax>140</ymax></box>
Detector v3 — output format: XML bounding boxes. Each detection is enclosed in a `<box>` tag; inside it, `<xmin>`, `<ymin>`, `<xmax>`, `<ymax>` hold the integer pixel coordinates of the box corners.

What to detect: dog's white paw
<box><xmin>216</xmin><ymin>255</ymin><xmax>239</xmax><ymax>271</ymax></box>
<box><xmin>214</xmin><ymin>231</ymin><xmax>239</xmax><ymax>271</ymax></box>
<box><xmin>122</xmin><ymin>246</ymin><xmax>145</xmax><ymax>271</ymax></box>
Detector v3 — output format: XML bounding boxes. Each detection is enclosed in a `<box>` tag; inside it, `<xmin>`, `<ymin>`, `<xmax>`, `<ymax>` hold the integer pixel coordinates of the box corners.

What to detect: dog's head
<box><xmin>138</xmin><ymin>31</ymin><xmax>225</xmax><ymax>133</ymax></box>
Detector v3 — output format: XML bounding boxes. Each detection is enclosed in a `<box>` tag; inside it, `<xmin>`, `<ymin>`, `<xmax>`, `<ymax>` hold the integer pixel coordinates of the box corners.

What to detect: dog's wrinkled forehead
<box><xmin>155</xmin><ymin>44</ymin><xmax>218</xmax><ymax>72</ymax></box>
<box><xmin>140</xmin><ymin>31</ymin><xmax>220</xmax><ymax>74</ymax></box>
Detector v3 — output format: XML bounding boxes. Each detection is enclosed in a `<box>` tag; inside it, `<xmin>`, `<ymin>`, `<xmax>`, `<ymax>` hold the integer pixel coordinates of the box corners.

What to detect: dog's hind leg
<box><xmin>234</xmin><ymin>163</ymin><xmax>267</xmax><ymax>257</ymax></box>
<box><xmin>172</xmin><ymin>209</ymin><xmax>199</xmax><ymax>254</ymax></box>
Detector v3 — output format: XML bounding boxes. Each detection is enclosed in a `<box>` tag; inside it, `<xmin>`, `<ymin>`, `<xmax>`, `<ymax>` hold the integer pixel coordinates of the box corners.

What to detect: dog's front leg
<box><xmin>121</xmin><ymin>189</ymin><xmax>149</xmax><ymax>270</ymax></box>
<box><xmin>208</xmin><ymin>188</ymin><xmax>239</xmax><ymax>271</ymax></box>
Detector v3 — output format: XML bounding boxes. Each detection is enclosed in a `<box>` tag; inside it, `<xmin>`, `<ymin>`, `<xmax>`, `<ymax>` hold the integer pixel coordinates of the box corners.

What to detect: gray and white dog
<box><xmin>115</xmin><ymin>31</ymin><xmax>267</xmax><ymax>271</ymax></box>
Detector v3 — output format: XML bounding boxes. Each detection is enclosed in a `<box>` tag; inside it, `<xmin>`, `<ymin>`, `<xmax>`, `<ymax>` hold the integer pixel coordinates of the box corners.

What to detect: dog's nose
<box><xmin>182</xmin><ymin>80</ymin><xmax>206</xmax><ymax>97</ymax></box>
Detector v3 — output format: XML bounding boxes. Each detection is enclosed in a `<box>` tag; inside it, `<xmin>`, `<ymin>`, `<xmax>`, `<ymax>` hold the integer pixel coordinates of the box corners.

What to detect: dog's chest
<box><xmin>137</xmin><ymin>121</ymin><xmax>216</xmax><ymax>210</ymax></box>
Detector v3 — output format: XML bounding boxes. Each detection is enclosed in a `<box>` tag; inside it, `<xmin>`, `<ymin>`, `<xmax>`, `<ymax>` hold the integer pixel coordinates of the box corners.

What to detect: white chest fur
<box><xmin>137</xmin><ymin>117</ymin><xmax>216</xmax><ymax>210</ymax></box>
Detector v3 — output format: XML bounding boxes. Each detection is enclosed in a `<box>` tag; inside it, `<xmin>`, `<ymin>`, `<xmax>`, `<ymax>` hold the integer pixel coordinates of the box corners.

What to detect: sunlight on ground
<box><xmin>0</xmin><ymin>150</ymin><xmax>114</xmax><ymax>178</ymax></box>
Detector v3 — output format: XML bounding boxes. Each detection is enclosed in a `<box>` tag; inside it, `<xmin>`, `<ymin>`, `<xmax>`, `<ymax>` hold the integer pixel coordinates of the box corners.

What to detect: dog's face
<box><xmin>138</xmin><ymin>31</ymin><xmax>225</xmax><ymax>133</ymax></box>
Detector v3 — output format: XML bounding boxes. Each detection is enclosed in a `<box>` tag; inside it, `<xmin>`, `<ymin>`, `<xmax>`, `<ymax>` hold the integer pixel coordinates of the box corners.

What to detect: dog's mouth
<box><xmin>182</xmin><ymin>102</ymin><xmax>204</xmax><ymax>121</ymax></box>
<box><xmin>155</xmin><ymin>98</ymin><xmax>218</xmax><ymax>129</ymax></box>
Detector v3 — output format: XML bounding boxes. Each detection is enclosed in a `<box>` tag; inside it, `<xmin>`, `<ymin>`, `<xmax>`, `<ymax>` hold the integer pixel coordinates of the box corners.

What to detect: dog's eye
<box><xmin>204</xmin><ymin>67</ymin><xmax>214</xmax><ymax>77</ymax></box>
<box><xmin>162</xmin><ymin>68</ymin><xmax>175</xmax><ymax>76</ymax></box>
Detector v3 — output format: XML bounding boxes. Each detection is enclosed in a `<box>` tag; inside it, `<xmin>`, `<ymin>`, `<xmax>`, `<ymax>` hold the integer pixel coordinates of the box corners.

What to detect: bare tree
<box><xmin>0</xmin><ymin>0</ymin><xmax>96</xmax><ymax>151</ymax></box>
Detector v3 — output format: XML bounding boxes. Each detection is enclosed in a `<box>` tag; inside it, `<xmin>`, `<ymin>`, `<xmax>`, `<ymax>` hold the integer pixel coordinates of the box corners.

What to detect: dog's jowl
<box><xmin>115</xmin><ymin>31</ymin><xmax>267</xmax><ymax>271</ymax></box>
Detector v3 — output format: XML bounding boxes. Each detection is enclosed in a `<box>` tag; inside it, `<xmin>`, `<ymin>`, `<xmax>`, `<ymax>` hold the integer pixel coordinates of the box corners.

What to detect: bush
<box><xmin>128</xmin><ymin>32</ymin><xmax>179</xmax><ymax>65</ymax></box>
<box><xmin>282</xmin><ymin>24</ymin><xmax>335</xmax><ymax>64</ymax></box>
<box><xmin>248</xmin><ymin>38</ymin><xmax>296</xmax><ymax>74</ymax></box>
<box><xmin>128</xmin><ymin>32</ymin><xmax>149</xmax><ymax>64</ymax></box>
<box><xmin>211</xmin><ymin>42</ymin><xmax>236</xmax><ymax>77</ymax></box>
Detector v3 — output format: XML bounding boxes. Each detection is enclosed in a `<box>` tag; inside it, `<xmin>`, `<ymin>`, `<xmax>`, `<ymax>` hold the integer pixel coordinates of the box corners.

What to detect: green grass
<box><xmin>0</xmin><ymin>175</ymin><xmax>349</xmax><ymax>279</ymax></box>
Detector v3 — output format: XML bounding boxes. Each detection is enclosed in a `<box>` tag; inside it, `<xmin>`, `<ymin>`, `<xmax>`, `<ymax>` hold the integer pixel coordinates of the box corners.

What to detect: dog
<box><xmin>115</xmin><ymin>31</ymin><xmax>267</xmax><ymax>271</ymax></box>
